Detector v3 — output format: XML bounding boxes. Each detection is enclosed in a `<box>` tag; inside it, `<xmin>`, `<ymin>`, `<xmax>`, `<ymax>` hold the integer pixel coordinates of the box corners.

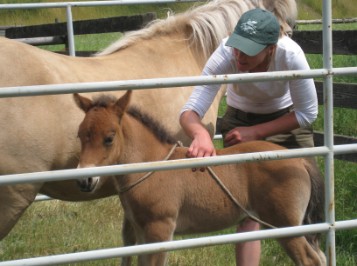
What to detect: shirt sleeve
<box><xmin>180</xmin><ymin>39</ymin><xmax>235</xmax><ymax>118</ymax></box>
<box><xmin>287</xmin><ymin>49</ymin><xmax>318</xmax><ymax>128</ymax></box>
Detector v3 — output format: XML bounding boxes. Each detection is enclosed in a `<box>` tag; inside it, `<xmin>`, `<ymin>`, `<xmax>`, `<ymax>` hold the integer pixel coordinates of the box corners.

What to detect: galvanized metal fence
<box><xmin>0</xmin><ymin>0</ymin><xmax>357</xmax><ymax>265</ymax></box>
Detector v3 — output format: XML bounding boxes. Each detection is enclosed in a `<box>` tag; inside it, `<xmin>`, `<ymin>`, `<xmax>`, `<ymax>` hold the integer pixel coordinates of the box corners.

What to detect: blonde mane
<box><xmin>98</xmin><ymin>0</ymin><xmax>297</xmax><ymax>59</ymax></box>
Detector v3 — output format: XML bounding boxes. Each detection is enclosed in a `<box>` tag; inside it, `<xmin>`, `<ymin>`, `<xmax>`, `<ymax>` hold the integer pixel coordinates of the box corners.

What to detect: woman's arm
<box><xmin>287</xmin><ymin>44</ymin><xmax>318</xmax><ymax>128</ymax></box>
<box><xmin>180</xmin><ymin>38</ymin><xmax>235</xmax><ymax>118</ymax></box>
<box><xmin>179</xmin><ymin>38</ymin><xmax>235</xmax><ymax>157</ymax></box>
<box><xmin>179</xmin><ymin>110</ymin><xmax>216</xmax><ymax>157</ymax></box>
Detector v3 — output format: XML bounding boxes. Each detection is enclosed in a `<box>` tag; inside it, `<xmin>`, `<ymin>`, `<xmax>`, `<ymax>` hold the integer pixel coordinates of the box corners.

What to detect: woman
<box><xmin>179</xmin><ymin>8</ymin><xmax>318</xmax><ymax>266</ymax></box>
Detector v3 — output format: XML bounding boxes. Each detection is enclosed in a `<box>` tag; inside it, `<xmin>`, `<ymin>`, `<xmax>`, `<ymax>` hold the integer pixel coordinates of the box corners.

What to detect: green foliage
<box><xmin>0</xmin><ymin>197</ymin><xmax>123</xmax><ymax>264</ymax></box>
<box><xmin>297</xmin><ymin>0</ymin><xmax>357</xmax><ymax>19</ymax></box>
<box><xmin>0</xmin><ymin>0</ymin><xmax>196</xmax><ymax>25</ymax></box>
<box><xmin>1</xmin><ymin>0</ymin><xmax>357</xmax><ymax>26</ymax></box>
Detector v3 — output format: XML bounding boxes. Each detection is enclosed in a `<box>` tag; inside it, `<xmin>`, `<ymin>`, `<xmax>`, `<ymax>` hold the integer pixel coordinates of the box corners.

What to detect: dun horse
<box><xmin>0</xmin><ymin>0</ymin><xmax>297</xmax><ymax>240</ymax></box>
<box><xmin>74</xmin><ymin>91</ymin><xmax>326</xmax><ymax>266</ymax></box>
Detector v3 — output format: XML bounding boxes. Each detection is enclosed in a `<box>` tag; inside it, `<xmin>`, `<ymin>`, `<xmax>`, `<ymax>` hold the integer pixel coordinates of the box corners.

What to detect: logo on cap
<box><xmin>240</xmin><ymin>19</ymin><xmax>258</xmax><ymax>35</ymax></box>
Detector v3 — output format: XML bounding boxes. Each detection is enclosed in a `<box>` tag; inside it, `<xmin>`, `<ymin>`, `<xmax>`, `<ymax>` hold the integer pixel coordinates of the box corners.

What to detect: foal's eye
<box><xmin>103</xmin><ymin>131</ymin><xmax>115</xmax><ymax>146</ymax></box>
<box><xmin>104</xmin><ymin>135</ymin><xmax>114</xmax><ymax>146</ymax></box>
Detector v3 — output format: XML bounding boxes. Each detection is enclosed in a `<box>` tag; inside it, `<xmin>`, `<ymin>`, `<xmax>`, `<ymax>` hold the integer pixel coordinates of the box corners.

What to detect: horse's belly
<box><xmin>175</xmin><ymin>207</ymin><xmax>241</xmax><ymax>234</ymax></box>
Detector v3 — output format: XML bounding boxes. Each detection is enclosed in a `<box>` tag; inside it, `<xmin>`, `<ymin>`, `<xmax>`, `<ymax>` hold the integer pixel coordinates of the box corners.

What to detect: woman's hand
<box><xmin>187</xmin><ymin>130</ymin><xmax>216</xmax><ymax>158</ymax></box>
<box><xmin>224</xmin><ymin>113</ymin><xmax>300</xmax><ymax>147</ymax></box>
<box><xmin>180</xmin><ymin>110</ymin><xmax>217</xmax><ymax>158</ymax></box>
<box><xmin>224</xmin><ymin>126</ymin><xmax>260</xmax><ymax>147</ymax></box>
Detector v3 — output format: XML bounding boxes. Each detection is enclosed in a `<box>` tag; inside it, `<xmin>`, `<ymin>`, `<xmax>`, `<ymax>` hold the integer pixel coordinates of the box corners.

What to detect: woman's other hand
<box><xmin>224</xmin><ymin>126</ymin><xmax>260</xmax><ymax>147</ymax></box>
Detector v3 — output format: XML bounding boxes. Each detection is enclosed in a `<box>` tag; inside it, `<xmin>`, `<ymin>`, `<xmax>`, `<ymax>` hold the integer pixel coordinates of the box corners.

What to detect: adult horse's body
<box><xmin>75</xmin><ymin>91</ymin><xmax>326</xmax><ymax>266</ymax></box>
<box><xmin>0</xmin><ymin>0</ymin><xmax>297</xmax><ymax>240</ymax></box>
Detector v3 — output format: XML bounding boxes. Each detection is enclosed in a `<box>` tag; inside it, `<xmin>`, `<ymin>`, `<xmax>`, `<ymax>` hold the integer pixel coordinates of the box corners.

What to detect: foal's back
<box><xmin>164</xmin><ymin>141</ymin><xmax>311</xmax><ymax>234</ymax></box>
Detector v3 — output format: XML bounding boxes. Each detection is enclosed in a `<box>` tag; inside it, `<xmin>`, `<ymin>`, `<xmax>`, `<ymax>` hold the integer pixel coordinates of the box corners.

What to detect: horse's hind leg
<box><xmin>0</xmin><ymin>184</ymin><xmax>41</xmax><ymax>240</ymax></box>
<box><xmin>121</xmin><ymin>217</ymin><xmax>136</xmax><ymax>266</ymax></box>
<box><xmin>279</xmin><ymin>236</ymin><xmax>326</xmax><ymax>266</ymax></box>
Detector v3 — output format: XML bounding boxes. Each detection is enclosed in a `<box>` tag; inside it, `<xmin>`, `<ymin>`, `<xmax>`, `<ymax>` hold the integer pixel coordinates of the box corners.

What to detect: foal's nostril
<box><xmin>77</xmin><ymin>178</ymin><xmax>93</xmax><ymax>192</ymax></box>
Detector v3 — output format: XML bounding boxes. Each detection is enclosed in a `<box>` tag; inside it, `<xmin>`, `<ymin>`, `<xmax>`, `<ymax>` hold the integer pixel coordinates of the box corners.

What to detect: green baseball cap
<box><xmin>226</xmin><ymin>8</ymin><xmax>280</xmax><ymax>56</ymax></box>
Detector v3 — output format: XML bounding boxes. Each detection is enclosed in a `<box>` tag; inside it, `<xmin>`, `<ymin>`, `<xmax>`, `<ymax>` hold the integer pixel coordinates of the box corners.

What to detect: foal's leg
<box><xmin>137</xmin><ymin>219</ymin><xmax>175</xmax><ymax>266</ymax></box>
<box><xmin>259</xmin><ymin>202</ymin><xmax>325</xmax><ymax>265</ymax></box>
<box><xmin>279</xmin><ymin>237</ymin><xmax>326</xmax><ymax>266</ymax></box>
<box><xmin>251</xmin><ymin>172</ymin><xmax>325</xmax><ymax>265</ymax></box>
<box><xmin>121</xmin><ymin>218</ymin><xmax>136</xmax><ymax>266</ymax></box>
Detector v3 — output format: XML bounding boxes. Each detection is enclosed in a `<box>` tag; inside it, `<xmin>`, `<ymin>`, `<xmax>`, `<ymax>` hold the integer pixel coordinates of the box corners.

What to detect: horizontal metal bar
<box><xmin>14</xmin><ymin>36</ymin><xmax>65</xmax><ymax>45</ymax></box>
<box><xmin>1</xmin><ymin>67</ymin><xmax>357</xmax><ymax>98</ymax></box>
<box><xmin>0</xmin><ymin>68</ymin><xmax>330</xmax><ymax>98</ymax></box>
<box><xmin>0</xmin><ymin>223</ymin><xmax>333</xmax><ymax>266</ymax></box>
<box><xmin>296</xmin><ymin>18</ymin><xmax>357</xmax><ymax>24</ymax></box>
<box><xmin>334</xmin><ymin>219</ymin><xmax>357</xmax><ymax>230</ymax></box>
<box><xmin>34</xmin><ymin>195</ymin><xmax>53</xmax><ymax>202</ymax></box>
<box><xmin>3</xmin><ymin>143</ymin><xmax>355</xmax><ymax>187</ymax></box>
<box><xmin>333</xmin><ymin>143</ymin><xmax>357</xmax><ymax>155</ymax></box>
<box><xmin>31</xmin><ymin>143</ymin><xmax>357</xmax><ymax>202</ymax></box>
<box><xmin>0</xmin><ymin>0</ymin><xmax>201</xmax><ymax>9</ymax></box>
<box><xmin>213</xmin><ymin>134</ymin><xmax>223</xmax><ymax>140</ymax></box>
<box><xmin>0</xmin><ymin>146</ymin><xmax>332</xmax><ymax>186</ymax></box>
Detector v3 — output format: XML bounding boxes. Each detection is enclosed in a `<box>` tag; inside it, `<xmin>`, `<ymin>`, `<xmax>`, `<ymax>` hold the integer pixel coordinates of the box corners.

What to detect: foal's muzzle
<box><xmin>77</xmin><ymin>176</ymin><xmax>99</xmax><ymax>192</ymax></box>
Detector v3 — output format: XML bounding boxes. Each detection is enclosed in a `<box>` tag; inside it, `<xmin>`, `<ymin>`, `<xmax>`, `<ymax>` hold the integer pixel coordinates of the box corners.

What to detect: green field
<box><xmin>0</xmin><ymin>0</ymin><xmax>356</xmax><ymax>265</ymax></box>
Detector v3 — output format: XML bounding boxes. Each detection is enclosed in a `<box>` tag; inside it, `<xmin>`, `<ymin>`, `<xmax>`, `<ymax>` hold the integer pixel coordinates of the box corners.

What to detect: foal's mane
<box><xmin>92</xmin><ymin>94</ymin><xmax>177</xmax><ymax>145</ymax></box>
<box><xmin>128</xmin><ymin>107</ymin><xmax>177</xmax><ymax>145</ymax></box>
<box><xmin>97</xmin><ymin>0</ymin><xmax>297</xmax><ymax>60</ymax></box>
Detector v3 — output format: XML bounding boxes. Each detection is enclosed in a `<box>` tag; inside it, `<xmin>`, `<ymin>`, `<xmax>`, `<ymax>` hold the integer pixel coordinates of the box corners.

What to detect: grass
<box><xmin>297</xmin><ymin>0</ymin><xmax>357</xmax><ymax>19</ymax></box>
<box><xmin>0</xmin><ymin>0</ymin><xmax>356</xmax><ymax>265</ymax></box>
<box><xmin>0</xmin><ymin>1</ymin><xmax>197</xmax><ymax>26</ymax></box>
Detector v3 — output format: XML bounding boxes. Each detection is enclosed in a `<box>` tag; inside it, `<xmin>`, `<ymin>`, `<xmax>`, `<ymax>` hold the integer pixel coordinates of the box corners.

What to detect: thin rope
<box><xmin>118</xmin><ymin>141</ymin><xmax>276</xmax><ymax>229</ymax></box>
<box><xmin>207</xmin><ymin>166</ymin><xmax>277</xmax><ymax>229</ymax></box>
<box><xmin>118</xmin><ymin>142</ymin><xmax>180</xmax><ymax>193</ymax></box>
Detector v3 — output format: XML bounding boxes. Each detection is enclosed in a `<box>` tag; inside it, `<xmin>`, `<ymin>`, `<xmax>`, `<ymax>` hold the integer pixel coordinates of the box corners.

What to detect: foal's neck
<box><xmin>122</xmin><ymin>113</ymin><xmax>176</xmax><ymax>163</ymax></box>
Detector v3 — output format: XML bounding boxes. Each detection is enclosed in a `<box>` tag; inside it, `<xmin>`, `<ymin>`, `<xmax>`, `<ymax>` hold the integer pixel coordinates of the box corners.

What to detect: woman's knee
<box><xmin>237</xmin><ymin>219</ymin><xmax>260</xmax><ymax>232</ymax></box>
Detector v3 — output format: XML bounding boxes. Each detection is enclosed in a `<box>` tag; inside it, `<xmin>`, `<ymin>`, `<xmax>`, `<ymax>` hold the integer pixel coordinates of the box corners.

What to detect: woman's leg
<box><xmin>236</xmin><ymin>219</ymin><xmax>261</xmax><ymax>266</ymax></box>
<box><xmin>221</xmin><ymin>107</ymin><xmax>261</xmax><ymax>265</ymax></box>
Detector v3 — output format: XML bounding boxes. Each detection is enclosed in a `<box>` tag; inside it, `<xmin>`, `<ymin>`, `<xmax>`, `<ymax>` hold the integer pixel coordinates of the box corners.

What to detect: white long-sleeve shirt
<box><xmin>181</xmin><ymin>35</ymin><xmax>318</xmax><ymax>128</ymax></box>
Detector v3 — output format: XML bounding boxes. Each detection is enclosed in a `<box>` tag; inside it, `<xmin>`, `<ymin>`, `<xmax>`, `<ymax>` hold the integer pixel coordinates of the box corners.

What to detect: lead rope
<box><xmin>206</xmin><ymin>166</ymin><xmax>277</xmax><ymax>229</ymax></box>
<box><xmin>118</xmin><ymin>142</ymin><xmax>181</xmax><ymax>193</ymax></box>
<box><xmin>119</xmin><ymin>142</ymin><xmax>276</xmax><ymax>229</ymax></box>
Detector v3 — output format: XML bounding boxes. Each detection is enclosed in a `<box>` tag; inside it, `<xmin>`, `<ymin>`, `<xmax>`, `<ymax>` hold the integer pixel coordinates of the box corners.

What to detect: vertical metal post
<box><xmin>66</xmin><ymin>4</ymin><xmax>76</xmax><ymax>56</ymax></box>
<box><xmin>322</xmin><ymin>0</ymin><xmax>335</xmax><ymax>265</ymax></box>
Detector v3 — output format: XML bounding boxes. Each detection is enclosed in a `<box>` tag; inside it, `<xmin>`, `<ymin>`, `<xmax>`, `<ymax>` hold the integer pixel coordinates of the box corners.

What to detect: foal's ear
<box><xmin>73</xmin><ymin>93</ymin><xmax>93</xmax><ymax>113</ymax></box>
<box><xmin>115</xmin><ymin>90</ymin><xmax>132</xmax><ymax>115</ymax></box>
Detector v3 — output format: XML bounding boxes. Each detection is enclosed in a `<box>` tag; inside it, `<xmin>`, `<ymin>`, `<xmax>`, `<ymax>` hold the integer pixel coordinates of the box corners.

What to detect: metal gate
<box><xmin>0</xmin><ymin>1</ymin><xmax>356</xmax><ymax>265</ymax></box>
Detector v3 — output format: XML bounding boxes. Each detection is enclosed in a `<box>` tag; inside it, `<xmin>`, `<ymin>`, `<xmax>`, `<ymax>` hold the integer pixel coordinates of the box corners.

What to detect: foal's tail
<box><xmin>303</xmin><ymin>157</ymin><xmax>325</xmax><ymax>249</ymax></box>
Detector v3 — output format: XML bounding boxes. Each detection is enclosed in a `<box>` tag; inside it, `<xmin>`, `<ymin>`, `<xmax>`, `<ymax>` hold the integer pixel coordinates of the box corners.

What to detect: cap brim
<box><xmin>226</xmin><ymin>33</ymin><xmax>266</xmax><ymax>56</ymax></box>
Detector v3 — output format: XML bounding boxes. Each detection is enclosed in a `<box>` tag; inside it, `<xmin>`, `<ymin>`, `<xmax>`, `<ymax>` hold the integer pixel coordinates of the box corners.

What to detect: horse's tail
<box><xmin>303</xmin><ymin>157</ymin><xmax>325</xmax><ymax>249</ymax></box>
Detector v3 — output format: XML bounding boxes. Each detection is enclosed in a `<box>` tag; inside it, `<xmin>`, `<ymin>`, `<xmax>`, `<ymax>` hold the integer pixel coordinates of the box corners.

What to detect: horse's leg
<box><xmin>137</xmin><ymin>219</ymin><xmax>175</xmax><ymax>266</ymax></box>
<box><xmin>0</xmin><ymin>184</ymin><xmax>41</xmax><ymax>240</ymax></box>
<box><xmin>260</xmin><ymin>204</ymin><xmax>325</xmax><ymax>266</ymax></box>
<box><xmin>278</xmin><ymin>236</ymin><xmax>326</xmax><ymax>266</ymax></box>
<box><xmin>250</xmin><ymin>168</ymin><xmax>325</xmax><ymax>265</ymax></box>
<box><xmin>121</xmin><ymin>217</ymin><xmax>136</xmax><ymax>266</ymax></box>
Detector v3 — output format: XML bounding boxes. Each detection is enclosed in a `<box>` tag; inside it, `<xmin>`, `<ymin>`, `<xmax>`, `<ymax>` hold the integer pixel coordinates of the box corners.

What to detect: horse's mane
<box><xmin>97</xmin><ymin>0</ymin><xmax>297</xmax><ymax>60</ymax></box>
<box><xmin>127</xmin><ymin>106</ymin><xmax>177</xmax><ymax>145</ymax></box>
<box><xmin>92</xmin><ymin>94</ymin><xmax>177</xmax><ymax>145</ymax></box>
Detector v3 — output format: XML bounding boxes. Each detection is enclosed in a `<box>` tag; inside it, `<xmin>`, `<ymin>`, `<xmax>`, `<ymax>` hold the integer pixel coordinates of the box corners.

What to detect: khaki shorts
<box><xmin>220</xmin><ymin>105</ymin><xmax>315</xmax><ymax>149</ymax></box>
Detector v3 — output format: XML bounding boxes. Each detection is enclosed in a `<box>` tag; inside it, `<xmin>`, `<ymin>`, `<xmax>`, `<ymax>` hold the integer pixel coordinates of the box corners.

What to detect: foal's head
<box><xmin>74</xmin><ymin>91</ymin><xmax>132</xmax><ymax>167</ymax></box>
<box><xmin>73</xmin><ymin>91</ymin><xmax>132</xmax><ymax>192</ymax></box>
